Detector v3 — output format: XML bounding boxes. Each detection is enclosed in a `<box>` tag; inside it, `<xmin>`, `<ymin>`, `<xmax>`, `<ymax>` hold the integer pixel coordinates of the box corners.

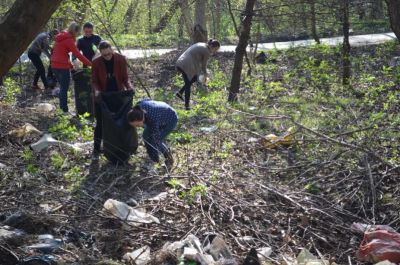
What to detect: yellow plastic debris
<box><xmin>262</xmin><ymin>127</ymin><xmax>296</xmax><ymax>149</ymax></box>
<box><xmin>8</xmin><ymin>123</ymin><xmax>42</xmax><ymax>138</ymax></box>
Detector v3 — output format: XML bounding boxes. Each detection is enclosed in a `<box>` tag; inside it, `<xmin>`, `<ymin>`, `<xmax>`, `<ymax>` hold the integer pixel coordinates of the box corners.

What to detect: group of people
<box><xmin>28</xmin><ymin>21</ymin><xmax>220</xmax><ymax>170</ymax></box>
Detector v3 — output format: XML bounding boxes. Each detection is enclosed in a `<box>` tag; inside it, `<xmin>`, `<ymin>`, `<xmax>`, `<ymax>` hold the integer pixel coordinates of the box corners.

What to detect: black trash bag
<box><xmin>72</xmin><ymin>68</ymin><xmax>93</xmax><ymax>117</ymax></box>
<box><xmin>101</xmin><ymin>90</ymin><xmax>138</xmax><ymax>164</ymax></box>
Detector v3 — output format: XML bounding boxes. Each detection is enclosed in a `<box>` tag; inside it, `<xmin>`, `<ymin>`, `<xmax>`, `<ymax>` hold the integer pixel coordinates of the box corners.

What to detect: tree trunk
<box><xmin>123</xmin><ymin>0</ymin><xmax>138</xmax><ymax>34</ymax></box>
<box><xmin>192</xmin><ymin>0</ymin><xmax>207</xmax><ymax>43</ymax></box>
<box><xmin>385</xmin><ymin>0</ymin><xmax>400</xmax><ymax>41</ymax></box>
<box><xmin>0</xmin><ymin>0</ymin><xmax>62</xmax><ymax>79</ymax></box>
<box><xmin>228</xmin><ymin>0</ymin><xmax>256</xmax><ymax>102</ymax></box>
<box><xmin>309</xmin><ymin>0</ymin><xmax>320</xmax><ymax>44</ymax></box>
<box><xmin>341</xmin><ymin>0</ymin><xmax>351</xmax><ymax>85</ymax></box>
<box><xmin>215</xmin><ymin>0</ymin><xmax>222</xmax><ymax>39</ymax></box>
<box><xmin>371</xmin><ymin>0</ymin><xmax>384</xmax><ymax>19</ymax></box>
<box><xmin>148</xmin><ymin>0</ymin><xmax>152</xmax><ymax>33</ymax></box>
<box><xmin>178</xmin><ymin>0</ymin><xmax>194</xmax><ymax>42</ymax></box>
<box><xmin>152</xmin><ymin>0</ymin><xmax>180</xmax><ymax>33</ymax></box>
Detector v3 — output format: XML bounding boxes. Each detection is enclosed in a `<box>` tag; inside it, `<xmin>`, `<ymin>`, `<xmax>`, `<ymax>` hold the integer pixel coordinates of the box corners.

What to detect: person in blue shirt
<box><xmin>74</xmin><ymin>22</ymin><xmax>102</xmax><ymax>63</ymax></box>
<box><xmin>127</xmin><ymin>99</ymin><xmax>178</xmax><ymax>171</ymax></box>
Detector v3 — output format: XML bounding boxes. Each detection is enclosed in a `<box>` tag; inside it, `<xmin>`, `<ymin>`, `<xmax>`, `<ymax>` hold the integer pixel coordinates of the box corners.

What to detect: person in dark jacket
<box><xmin>91</xmin><ymin>41</ymin><xmax>133</xmax><ymax>160</ymax></box>
<box><xmin>175</xmin><ymin>39</ymin><xmax>220</xmax><ymax>110</ymax></box>
<box><xmin>51</xmin><ymin>22</ymin><xmax>92</xmax><ymax>113</ymax></box>
<box><xmin>127</xmin><ymin>100</ymin><xmax>177</xmax><ymax>171</ymax></box>
<box><xmin>28</xmin><ymin>30</ymin><xmax>58</xmax><ymax>90</ymax></box>
<box><xmin>74</xmin><ymin>22</ymin><xmax>102</xmax><ymax>62</ymax></box>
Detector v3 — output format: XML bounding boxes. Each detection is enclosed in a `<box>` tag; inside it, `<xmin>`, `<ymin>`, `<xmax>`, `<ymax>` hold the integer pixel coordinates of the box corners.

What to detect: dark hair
<box><xmin>207</xmin><ymin>39</ymin><xmax>220</xmax><ymax>48</ymax></box>
<box><xmin>127</xmin><ymin>105</ymin><xmax>145</xmax><ymax>122</ymax></box>
<box><xmin>49</xmin><ymin>29</ymin><xmax>59</xmax><ymax>38</ymax></box>
<box><xmin>83</xmin><ymin>22</ymin><xmax>94</xmax><ymax>29</ymax></box>
<box><xmin>98</xmin><ymin>40</ymin><xmax>112</xmax><ymax>50</ymax></box>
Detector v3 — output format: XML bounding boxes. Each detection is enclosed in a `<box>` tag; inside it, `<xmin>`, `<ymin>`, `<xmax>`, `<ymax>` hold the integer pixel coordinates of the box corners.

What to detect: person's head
<box><xmin>49</xmin><ymin>29</ymin><xmax>59</xmax><ymax>40</ymax></box>
<box><xmin>127</xmin><ymin>106</ymin><xmax>145</xmax><ymax>128</ymax></box>
<box><xmin>99</xmin><ymin>41</ymin><xmax>113</xmax><ymax>61</ymax></box>
<box><xmin>207</xmin><ymin>39</ymin><xmax>220</xmax><ymax>54</ymax></box>
<box><xmin>83</xmin><ymin>22</ymin><xmax>94</xmax><ymax>37</ymax></box>
<box><xmin>67</xmin><ymin>22</ymin><xmax>81</xmax><ymax>38</ymax></box>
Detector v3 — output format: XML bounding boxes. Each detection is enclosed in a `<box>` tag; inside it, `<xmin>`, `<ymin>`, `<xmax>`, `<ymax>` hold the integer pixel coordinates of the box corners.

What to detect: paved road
<box><xmin>19</xmin><ymin>32</ymin><xmax>397</xmax><ymax>62</ymax></box>
<box><xmin>121</xmin><ymin>32</ymin><xmax>397</xmax><ymax>59</ymax></box>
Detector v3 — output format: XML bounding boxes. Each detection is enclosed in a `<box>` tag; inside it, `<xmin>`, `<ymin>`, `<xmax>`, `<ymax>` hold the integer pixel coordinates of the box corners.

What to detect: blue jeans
<box><xmin>52</xmin><ymin>69</ymin><xmax>71</xmax><ymax>112</ymax></box>
<box><xmin>143</xmin><ymin>117</ymin><xmax>178</xmax><ymax>162</ymax></box>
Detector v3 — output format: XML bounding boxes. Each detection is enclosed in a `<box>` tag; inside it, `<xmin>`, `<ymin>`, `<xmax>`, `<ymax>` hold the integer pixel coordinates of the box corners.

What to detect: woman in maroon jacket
<box><xmin>51</xmin><ymin>22</ymin><xmax>92</xmax><ymax>113</ymax></box>
<box><xmin>91</xmin><ymin>41</ymin><xmax>133</xmax><ymax>160</ymax></box>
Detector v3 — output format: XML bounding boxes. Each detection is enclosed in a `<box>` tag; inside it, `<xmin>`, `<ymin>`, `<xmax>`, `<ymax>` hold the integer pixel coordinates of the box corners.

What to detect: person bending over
<box><xmin>175</xmin><ymin>39</ymin><xmax>220</xmax><ymax>110</ymax></box>
<box><xmin>51</xmin><ymin>22</ymin><xmax>92</xmax><ymax>113</ymax></box>
<box><xmin>127</xmin><ymin>100</ymin><xmax>177</xmax><ymax>172</ymax></box>
<box><xmin>28</xmin><ymin>30</ymin><xmax>59</xmax><ymax>90</ymax></box>
<box><xmin>91</xmin><ymin>40</ymin><xmax>133</xmax><ymax>160</ymax></box>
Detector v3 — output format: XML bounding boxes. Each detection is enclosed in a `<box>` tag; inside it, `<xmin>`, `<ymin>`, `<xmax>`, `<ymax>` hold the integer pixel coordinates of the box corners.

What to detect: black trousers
<box><xmin>28</xmin><ymin>51</ymin><xmax>48</xmax><ymax>87</ymax></box>
<box><xmin>93</xmin><ymin>96</ymin><xmax>122</xmax><ymax>153</ymax></box>
<box><xmin>177</xmin><ymin>67</ymin><xmax>197</xmax><ymax>108</ymax></box>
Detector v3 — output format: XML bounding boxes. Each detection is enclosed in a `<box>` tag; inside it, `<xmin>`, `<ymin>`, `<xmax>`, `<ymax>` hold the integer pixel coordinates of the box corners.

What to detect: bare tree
<box><xmin>152</xmin><ymin>0</ymin><xmax>180</xmax><ymax>33</ymax></box>
<box><xmin>385</xmin><ymin>0</ymin><xmax>400</xmax><ymax>41</ymax></box>
<box><xmin>309</xmin><ymin>0</ymin><xmax>320</xmax><ymax>44</ymax></box>
<box><xmin>0</xmin><ymin>0</ymin><xmax>62</xmax><ymax>78</ymax></box>
<box><xmin>193</xmin><ymin>0</ymin><xmax>207</xmax><ymax>43</ymax></box>
<box><xmin>228</xmin><ymin>0</ymin><xmax>257</xmax><ymax>102</ymax></box>
<box><xmin>123</xmin><ymin>0</ymin><xmax>139</xmax><ymax>34</ymax></box>
<box><xmin>341</xmin><ymin>0</ymin><xmax>351</xmax><ymax>85</ymax></box>
<box><xmin>178</xmin><ymin>0</ymin><xmax>194</xmax><ymax>42</ymax></box>
<box><xmin>371</xmin><ymin>0</ymin><xmax>384</xmax><ymax>19</ymax></box>
<box><xmin>148</xmin><ymin>0</ymin><xmax>152</xmax><ymax>33</ymax></box>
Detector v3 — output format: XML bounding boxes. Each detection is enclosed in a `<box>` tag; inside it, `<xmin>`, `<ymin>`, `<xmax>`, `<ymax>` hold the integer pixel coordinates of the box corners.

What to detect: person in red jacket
<box><xmin>51</xmin><ymin>22</ymin><xmax>92</xmax><ymax>113</ymax></box>
<box><xmin>91</xmin><ymin>40</ymin><xmax>133</xmax><ymax>160</ymax></box>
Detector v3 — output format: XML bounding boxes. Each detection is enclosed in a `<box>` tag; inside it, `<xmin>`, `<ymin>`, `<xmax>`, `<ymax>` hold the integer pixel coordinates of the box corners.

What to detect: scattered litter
<box><xmin>183</xmin><ymin>247</ymin><xmax>198</xmax><ymax>261</ymax></box>
<box><xmin>103</xmin><ymin>199</ymin><xmax>160</xmax><ymax>226</ymax></box>
<box><xmin>27</xmin><ymin>234</ymin><xmax>63</xmax><ymax>254</ymax></box>
<box><xmin>262</xmin><ymin>127</ymin><xmax>296</xmax><ymax>149</ymax></box>
<box><xmin>8</xmin><ymin>123</ymin><xmax>42</xmax><ymax>138</ymax></box>
<box><xmin>123</xmin><ymin>245</ymin><xmax>151</xmax><ymax>265</ymax></box>
<box><xmin>62</xmin><ymin>228</ymin><xmax>95</xmax><ymax>248</ymax></box>
<box><xmin>247</xmin><ymin>137</ymin><xmax>259</xmax><ymax>143</ymax></box>
<box><xmin>198</xmin><ymin>74</ymin><xmax>206</xmax><ymax>84</ymax></box>
<box><xmin>356</xmin><ymin>225</ymin><xmax>400</xmax><ymax>263</ymax></box>
<box><xmin>126</xmin><ymin>198</ymin><xmax>138</xmax><ymax>207</ymax></box>
<box><xmin>163</xmin><ymin>234</ymin><xmax>238</xmax><ymax>265</ymax></box>
<box><xmin>0</xmin><ymin>162</ymin><xmax>6</xmax><ymax>169</ymax></box>
<box><xmin>257</xmin><ymin>247</ymin><xmax>272</xmax><ymax>262</ymax></box>
<box><xmin>249</xmin><ymin>106</ymin><xmax>257</xmax><ymax>110</ymax></box>
<box><xmin>30</xmin><ymin>134</ymin><xmax>58</xmax><ymax>152</ymax></box>
<box><xmin>34</xmin><ymin>103</ymin><xmax>56</xmax><ymax>113</ymax></box>
<box><xmin>51</xmin><ymin>87</ymin><xmax>60</xmax><ymax>97</ymax></box>
<box><xmin>243</xmin><ymin>248</ymin><xmax>260</xmax><ymax>265</ymax></box>
<box><xmin>375</xmin><ymin>261</ymin><xmax>396</xmax><ymax>265</ymax></box>
<box><xmin>0</xmin><ymin>226</ymin><xmax>25</xmax><ymax>243</ymax></box>
<box><xmin>17</xmin><ymin>255</ymin><xmax>57</xmax><ymax>265</ymax></box>
<box><xmin>351</xmin><ymin>222</ymin><xmax>396</xmax><ymax>235</ymax></box>
<box><xmin>389</xmin><ymin>56</ymin><xmax>400</xmax><ymax>68</ymax></box>
<box><xmin>199</xmin><ymin>125</ymin><xmax>218</xmax><ymax>133</ymax></box>
<box><xmin>204</xmin><ymin>235</ymin><xmax>233</xmax><ymax>261</ymax></box>
<box><xmin>30</xmin><ymin>134</ymin><xmax>88</xmax><ymax>152</ymax></box>
<box><xmin>148</xmin><ymin>192</ymin><xmax>169</xmax><ymax>201</ymax></box>
<box><xmin>296</xmin><ymin>249</ymin><xmax>328</xmax><ymax>265</ymax></box>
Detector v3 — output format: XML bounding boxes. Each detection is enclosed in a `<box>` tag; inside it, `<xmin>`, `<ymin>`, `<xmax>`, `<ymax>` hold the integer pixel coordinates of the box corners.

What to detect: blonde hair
<box><xmin>67</xmin><ymin>22</ymin><xmax>80</xmax><ymax>35</ymax></box>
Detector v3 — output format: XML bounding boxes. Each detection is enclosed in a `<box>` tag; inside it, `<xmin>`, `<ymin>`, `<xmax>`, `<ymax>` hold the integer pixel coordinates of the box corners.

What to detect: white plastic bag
<box><xmin>103</xmin><ymin>199</ymin><xmax>160</xmax><ymax>226</ymax></box>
